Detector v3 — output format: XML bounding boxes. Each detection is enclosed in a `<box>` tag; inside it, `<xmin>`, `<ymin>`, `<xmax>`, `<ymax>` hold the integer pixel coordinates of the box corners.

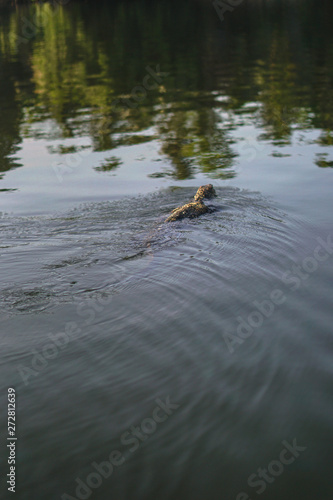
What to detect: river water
<box><xmin>0</xmin><ymin>1</ymin><xmax>332</xmax><ymax>499</ymax></box>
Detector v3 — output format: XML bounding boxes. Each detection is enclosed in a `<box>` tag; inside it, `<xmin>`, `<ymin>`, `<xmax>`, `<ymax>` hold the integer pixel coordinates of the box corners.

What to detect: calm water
<box><xmin>0</xmin><ymin>1</ymin><xmax>333</xmax><ymax>499</ymax></box>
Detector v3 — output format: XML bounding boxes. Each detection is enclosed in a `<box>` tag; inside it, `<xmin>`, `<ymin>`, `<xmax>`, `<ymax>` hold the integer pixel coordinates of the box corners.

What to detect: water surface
<box><xmin>0</xmin><ymin>1</ymin><xmax>332</xmax><ymax>499</ymax></box>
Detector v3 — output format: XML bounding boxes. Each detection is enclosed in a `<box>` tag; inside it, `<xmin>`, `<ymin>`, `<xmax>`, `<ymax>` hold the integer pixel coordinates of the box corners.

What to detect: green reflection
<box><xmin>315</xmin><ymin>154</ymin><xmax>333</xmax><ymax>168</ymax></box>
<box><xmin>94</xmin><ymin>156</ymin><xmax>122</xmax><ymax>172</ymax></box>
<box><xmin>0</xmin><ymin>0</ymin><xmax>333</xmax><ymax>180</ymax></box>
<box><xmin>156</xmin><ymin>104</ymin><xmax>236</xmax><ymax>179</ymax></box>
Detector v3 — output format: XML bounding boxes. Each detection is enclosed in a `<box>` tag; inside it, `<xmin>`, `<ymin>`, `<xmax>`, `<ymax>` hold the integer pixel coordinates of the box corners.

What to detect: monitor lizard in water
<box><xmin>165</xmin><ymin>184</ymin><xmax>216</xmax><ymax>222</ymax></box>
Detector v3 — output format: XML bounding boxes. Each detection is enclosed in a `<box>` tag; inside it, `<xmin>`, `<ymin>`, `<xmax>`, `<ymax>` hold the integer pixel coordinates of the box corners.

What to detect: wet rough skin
<box><xmin>193</xmin><ymin>183</ymin><xmax>216</xmax><ymax>201</ymax></box>
<box><xmin>165</xmin><ymin>184</ymin><xmax>216</xmax><ymax>222</ymax></box>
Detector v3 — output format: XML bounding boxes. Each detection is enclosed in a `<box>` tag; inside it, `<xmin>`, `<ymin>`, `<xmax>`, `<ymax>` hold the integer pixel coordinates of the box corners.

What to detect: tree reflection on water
<box><xmin>0</xmin><ymin>0</ymin><xmax>332</xmax><ymax>180</ymax></box>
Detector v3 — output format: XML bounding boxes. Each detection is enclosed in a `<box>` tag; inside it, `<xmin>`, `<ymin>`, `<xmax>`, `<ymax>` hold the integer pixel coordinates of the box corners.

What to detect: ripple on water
<box><xmin>0</xmin><ymin>186</ymin><xmax>304</xmax><ymax>317</ymax></box>
<box><xmin>1</xmin><ymin>187</ymin><xmax>332</xmax><ymax>500</ymax></box>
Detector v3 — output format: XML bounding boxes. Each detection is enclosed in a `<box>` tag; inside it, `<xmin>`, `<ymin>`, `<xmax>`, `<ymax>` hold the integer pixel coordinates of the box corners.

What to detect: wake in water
<box><xmin>2</xmin><ymin>186</ymin><xmax>332</xmax><ymax>500</ymax></box>
<box><xmin>0</xmin><ymin>186</ymin><xmax>293</xmax><ymax>316</ymax></box>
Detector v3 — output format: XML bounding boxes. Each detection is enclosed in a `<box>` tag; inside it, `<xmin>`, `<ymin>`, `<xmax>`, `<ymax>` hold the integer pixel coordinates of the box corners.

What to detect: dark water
<box><xmin>0</xmin><ymin>1</ymin><xmax>333</xmax><ymax>499</ymax></box>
